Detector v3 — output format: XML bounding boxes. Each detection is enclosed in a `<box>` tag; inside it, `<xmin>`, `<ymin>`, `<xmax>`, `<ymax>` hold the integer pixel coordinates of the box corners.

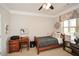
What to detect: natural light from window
<box><xmin>63</xmin><ymin>19</ymin><xmax>76</xmax><ymax>35</ymax></box>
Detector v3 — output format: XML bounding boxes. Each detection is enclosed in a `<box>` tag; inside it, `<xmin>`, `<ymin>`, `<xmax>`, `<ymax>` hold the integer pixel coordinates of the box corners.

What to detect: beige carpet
<box><xmin>7</xmin><ymin>47</ymin><xmax>72</xmax><ymax>56</ymax></box>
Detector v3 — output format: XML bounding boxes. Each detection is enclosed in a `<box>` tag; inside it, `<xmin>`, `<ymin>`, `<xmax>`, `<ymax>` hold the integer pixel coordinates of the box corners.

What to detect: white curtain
<box><xmin>60</xmin><ymin>10</ymin><xmax>79</xmax><ymax>22</ymax></box>
<box><xmin>60</xmin><ymin>9</ymin><xmax>79</xmax><ymax>43</ymax></box>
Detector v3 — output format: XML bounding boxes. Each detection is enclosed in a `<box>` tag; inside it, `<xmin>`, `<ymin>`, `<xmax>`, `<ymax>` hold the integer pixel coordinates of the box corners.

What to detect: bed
<box><xmin>34</xmin><ymin>35</ymin><xmax>63</xmax><ymax>54</ymax></box>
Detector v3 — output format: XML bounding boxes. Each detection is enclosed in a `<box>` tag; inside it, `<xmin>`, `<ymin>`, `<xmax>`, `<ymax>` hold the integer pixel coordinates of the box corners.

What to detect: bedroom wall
<box><xmin>0</xmin><ymin>5</ymin><xmax>11</xmax><ymax>55</ymax></box>
<box><xmin>10</xmin><ymin>14</ymin><xmax>58</xmax><ymax>41</ymax></box>
<box><xmin>0</xmin><ymin>13</ymin><xmax>1</xmax><ymax>54</ymax></box>
<box><xmin>51</xmin><ymin>17</ymin><xmax>62</xmax><ymax>33</ymax></box>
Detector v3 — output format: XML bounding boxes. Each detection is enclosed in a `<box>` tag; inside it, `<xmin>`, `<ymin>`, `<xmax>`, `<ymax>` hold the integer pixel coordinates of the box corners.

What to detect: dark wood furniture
<box><xmin>20</xmin><ymin>36</ymin><xmax>29</xmax><ymax>52</ymax></box>
<box><xmin>34</xmin><ymin>36</ymin><xmax>59</xmax><ymax>54</ymax></box>
<box><xmin>8</xmin><ymin>39</ymin><xmax>20</xmax><ymax>53</ymax></box>
<box><xmin>71</xmin><ymin>43</ymin><xmax>79</xmax><ymax>55</ymax></box>
<box><xmin>8</xmin><ymin>36</ymin><xmax>29</xmax><ymax>53</ymax></box>
<box><xmin>61</xmin><ymin>34</ymin><xmax>72</xmax><ymax>54</ymax></box>
<box><xmin>30</xmin><ymin>41</ymin><xmax>36</xmax><ymax>48</ymax></box>
<box><xmin>63</xmin><ymin>41</ymin><xmax>72</xmax><ymax>53</ymax></box>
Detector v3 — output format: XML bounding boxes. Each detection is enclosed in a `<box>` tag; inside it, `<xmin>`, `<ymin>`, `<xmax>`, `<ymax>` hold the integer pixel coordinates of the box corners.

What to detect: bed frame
<box><xmin>34</xmin><ymin>36</ymin><xmax>60</xmax><ymax>54</ymax></box>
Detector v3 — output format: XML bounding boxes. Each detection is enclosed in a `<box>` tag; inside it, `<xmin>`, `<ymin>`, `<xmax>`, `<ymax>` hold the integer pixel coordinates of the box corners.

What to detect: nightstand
<box><xmin>63</xmin><ymin>41</ymin><xmax>72</xmax><ymax>53</ymax></box>
<box><xmin>8</xmin><ymin>39</ymin><xmax>20</xmax><ymax>53</ymax></box>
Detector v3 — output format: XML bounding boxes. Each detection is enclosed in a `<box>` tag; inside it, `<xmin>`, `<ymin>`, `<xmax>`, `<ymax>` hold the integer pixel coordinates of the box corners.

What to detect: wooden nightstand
<box><xmin>63</xmin><ymin>41</ymin><xmax>72</xmax><ymax>53</ymax></box>
<box><xmin>8</xmin><ymin>36</ymin><xmax>30</xmax><ymax>53</ymax></box>
<box><xmin>20</xmin><ymin>36</ymin><xmax>29</xmax><ymax>52</ymax></box>
<box><xmin>8</xmin><ymin>39</ymin><xmax>20</xmax><ymax>53</ymax></box>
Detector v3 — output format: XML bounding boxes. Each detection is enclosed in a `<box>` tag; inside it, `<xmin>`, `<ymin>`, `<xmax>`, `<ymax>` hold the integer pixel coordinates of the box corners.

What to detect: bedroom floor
<box><xmin>7</xmin><ymin>47</ymin><xmax>72</xmax><ymax>56</ymax></box>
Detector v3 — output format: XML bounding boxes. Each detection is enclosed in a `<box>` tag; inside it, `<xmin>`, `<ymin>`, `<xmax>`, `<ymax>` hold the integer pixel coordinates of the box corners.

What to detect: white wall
<box><xmin>51</xmin><ymin>17</ymin><xmax>62</xmax><ymax>32</ymax></box>
<box><xmin>0</xmin><ymin>5</ymin><xmax>10</xmax><ymax>55</ymax></box>
<box><xmin>10</xmin><ymin>14</ymin><xmax>57</xmax><ymax>41</ymax></box>
<box><xmin>0</xmin><ymin>14</ymin><xmax>1</xmax><ymax>53</ymax></box>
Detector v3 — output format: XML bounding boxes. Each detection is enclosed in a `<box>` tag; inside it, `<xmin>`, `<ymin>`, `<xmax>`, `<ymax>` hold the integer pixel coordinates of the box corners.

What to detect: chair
<box><xmin>20</xmin><ymin>37</ymin><xmax>29</xmax><ymax>52</ymax></box>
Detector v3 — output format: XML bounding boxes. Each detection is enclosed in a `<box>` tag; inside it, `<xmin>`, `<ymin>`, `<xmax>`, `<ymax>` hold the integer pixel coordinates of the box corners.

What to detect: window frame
<box><xmin>63</xmin><ymin>19</ymin><xmax>76</xmax><ymax>35</ymax></box>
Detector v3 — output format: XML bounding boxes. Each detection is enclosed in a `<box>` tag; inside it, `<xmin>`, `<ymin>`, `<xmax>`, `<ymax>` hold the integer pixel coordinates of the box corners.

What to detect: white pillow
<box><xmin>57</xmin><ymin>37</ymin><xmax>63</xmax><ymax>44</ymax></box>
<box><xmin>65</xmin><ymin>35</ymin><xmax>71</xmax><ymax>41</ymax></box>
<box><xmin>53</xmin><ymin>32</ymin><xmax>61</xmax><ymax>38</ymax></box>
<box><xmin>70</xmin><ymin>35</ymin><xmax>76</xmax><ymax>44</ymax></box>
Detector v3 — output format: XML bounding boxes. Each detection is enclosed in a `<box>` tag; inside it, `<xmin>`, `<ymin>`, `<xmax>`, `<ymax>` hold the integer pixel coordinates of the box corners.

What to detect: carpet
<box><xmin>7</xmin><ymin>47</ymin><xmax>72</xmax><ymax>56</ymax></box>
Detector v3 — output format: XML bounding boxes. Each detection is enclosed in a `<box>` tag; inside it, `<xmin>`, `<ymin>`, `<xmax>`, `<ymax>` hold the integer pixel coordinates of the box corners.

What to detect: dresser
<box><xmin>8</xmin><ymin>39</ymin><xmax>20</xmax><ymax>53</ymax></box>
<box><xmin>8</xmin><ymin>36</ymin><xmax>29</xmax><ymax>53</ymax></box>
<box><xmin>20</xmin><ymin>36</ymin><xmax>29</xmax><ymax>51</ymax></box>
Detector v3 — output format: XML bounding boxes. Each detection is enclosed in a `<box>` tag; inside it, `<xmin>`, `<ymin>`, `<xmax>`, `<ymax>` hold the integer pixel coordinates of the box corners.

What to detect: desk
<box><xmin>8</xmin><ymin>36</ymin><xmax>29</xmax><ymax>53</ymax></box>
<box><xmin>8</xmin><ymin>39</ymin><xmax>20</xmax><ymax>53</ymax></box>
<box><xmin>20</xmin><ymin>36</ymin><xmax>29</xmax><ymax>52</ymax></box>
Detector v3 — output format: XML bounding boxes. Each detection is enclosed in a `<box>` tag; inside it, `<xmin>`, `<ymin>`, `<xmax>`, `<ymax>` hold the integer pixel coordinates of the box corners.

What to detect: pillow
<box><xmin>53</xmin><ymin>32</ymin><xmax>61</xmax><ymax>39</ymax></box>
<box><xmin>65</xmin><ymin>35</ymin><xmax>71</xmax><ymax>41</ymax></box>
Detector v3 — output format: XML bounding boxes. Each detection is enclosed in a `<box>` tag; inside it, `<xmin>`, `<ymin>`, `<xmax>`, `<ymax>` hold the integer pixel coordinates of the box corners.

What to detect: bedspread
<box><xmin>37</xmin><ymin>36</ymin><xmax>58</xmax><ymax>48</ymax></box>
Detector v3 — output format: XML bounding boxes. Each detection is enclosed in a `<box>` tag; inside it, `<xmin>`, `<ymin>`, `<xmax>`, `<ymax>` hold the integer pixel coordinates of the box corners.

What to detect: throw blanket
<box><xmin>37</xmin><ymin>36</ymin><xmax>58</xmax><ymax>48</ymax></box>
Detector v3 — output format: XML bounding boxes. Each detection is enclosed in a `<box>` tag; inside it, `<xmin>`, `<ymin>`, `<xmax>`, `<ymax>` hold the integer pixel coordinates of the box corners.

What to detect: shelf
<box><xmin>63</xmin><ymin>41</ymin><xmax>72</xmax><ymax>54</ymax></box>
<box><xmin>64</xmin><ymin>47</ymin><xmax>72</xmax><ymax>53</ymax></box>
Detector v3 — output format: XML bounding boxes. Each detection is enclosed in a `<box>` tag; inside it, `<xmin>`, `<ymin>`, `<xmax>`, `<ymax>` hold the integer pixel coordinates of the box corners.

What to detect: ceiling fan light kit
<box><xmin>46</xmin><ymin>3</ymin><xmax>51</xmax><ymax>9</ymax></box>
<box><xmin>38</xmin><ymin>3</ymin><xmax>54</xmax><ymax>10</ymax></box>
<box><xmin>42</xmin><ymin>3</ymin><xmax>46</xmax><ymax>8</ymax></box>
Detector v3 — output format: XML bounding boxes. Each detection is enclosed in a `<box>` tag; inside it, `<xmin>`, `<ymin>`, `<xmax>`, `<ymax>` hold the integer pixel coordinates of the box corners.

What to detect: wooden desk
<box><xmin>8</xmin><ymin>36</ymin><xmax>29</xmax><ymax>53</ymax></box>
<box><xmin>8</xmin><ymin>39</ymin><xmax>20</xmax><ymax>53</ymax></box>
<box><xmin>20</xmin><ymin>36</ymin><xmax>29</xmax><ymax>52</ymax></box>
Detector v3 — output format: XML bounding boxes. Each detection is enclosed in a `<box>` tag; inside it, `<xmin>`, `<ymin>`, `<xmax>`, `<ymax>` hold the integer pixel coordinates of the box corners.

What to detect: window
<box><xmin>63</xmin><ymin>19</ymin><xmax>76</xmax><ymax>35</ymax></box>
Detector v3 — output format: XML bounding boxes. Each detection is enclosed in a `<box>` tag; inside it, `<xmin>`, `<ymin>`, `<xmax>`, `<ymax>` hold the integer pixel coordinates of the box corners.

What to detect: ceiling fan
<box><xmin>38</xmin><ymin>3</ymin><xmax>54</xmax><ymax>10</ymax></box>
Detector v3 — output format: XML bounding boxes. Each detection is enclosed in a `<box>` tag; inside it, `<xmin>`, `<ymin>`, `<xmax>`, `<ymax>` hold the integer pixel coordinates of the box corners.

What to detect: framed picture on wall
<box><xmin>54</xmin><ymin>22</ymin><xmax>60</xmax><ymax>29</ymax></box>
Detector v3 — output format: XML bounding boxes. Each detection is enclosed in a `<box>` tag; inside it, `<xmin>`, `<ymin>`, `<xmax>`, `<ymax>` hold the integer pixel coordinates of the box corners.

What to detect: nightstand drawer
<box><xmin>8</xmin><ymin>39</ymin><xmax>20</xmax><ymax>53</ymax></box>
<box><xmin>9</xmin><ymin>40</ymin><xmax>19</xmax><ymax>44</ymax></box>
<box><xmin>9</xmin><ymin>44</ymin><xmax>19</xmax><ymax>48</ymax></box>
<box><xmin>9</xmin><ymin>47</ymin><xmax>19</xmax><ymax>52</ymax></box>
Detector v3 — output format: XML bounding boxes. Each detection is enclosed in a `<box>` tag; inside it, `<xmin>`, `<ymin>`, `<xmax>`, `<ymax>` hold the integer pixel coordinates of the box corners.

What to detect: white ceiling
<box><xmin>1</xmin><ymin>3</ymin><xmax>79</xmax><ymax>17</ymax></box>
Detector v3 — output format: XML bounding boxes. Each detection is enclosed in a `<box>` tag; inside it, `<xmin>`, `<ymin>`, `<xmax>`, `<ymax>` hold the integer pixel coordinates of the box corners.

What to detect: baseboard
<box><xmin>0</xmin><ymin>52</ymin><xmax>1</xmax><ymax>56</ymax></box>
<box><xmin>0</xmin><ymin>51</ymin><xmax>7</xmax><ymax>56</ymax></box>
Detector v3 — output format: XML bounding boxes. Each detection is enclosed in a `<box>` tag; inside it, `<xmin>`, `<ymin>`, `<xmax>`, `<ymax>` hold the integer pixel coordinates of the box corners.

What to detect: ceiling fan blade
<box><xmin>50</xmin><ymin>5</ymin><xmax>54</xmax><ymax>10</ymax></box>
<box><xmin>38</xmin><ymin>5</ymin><xmax>42</xmax><ymax>10</ymax></box>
